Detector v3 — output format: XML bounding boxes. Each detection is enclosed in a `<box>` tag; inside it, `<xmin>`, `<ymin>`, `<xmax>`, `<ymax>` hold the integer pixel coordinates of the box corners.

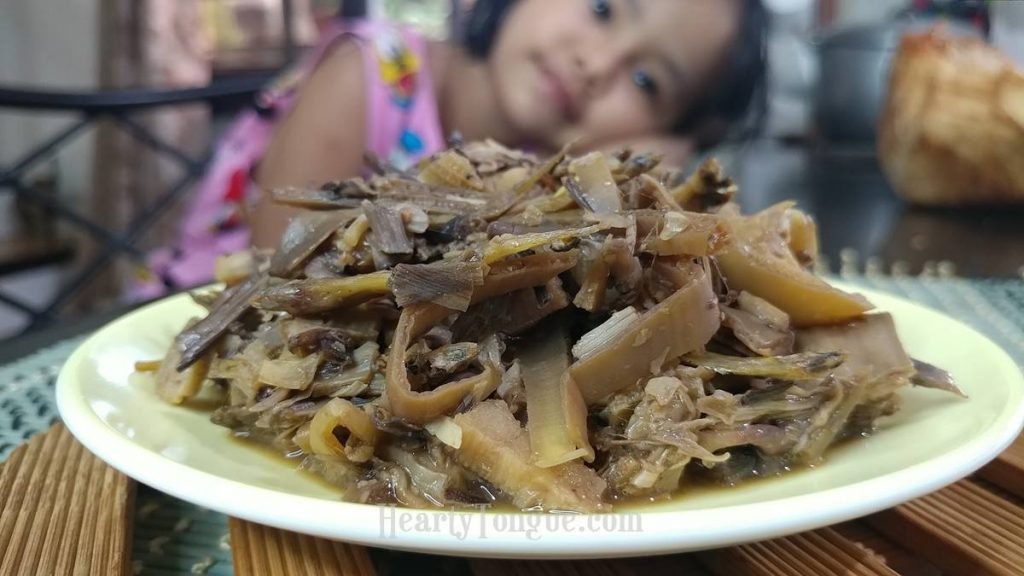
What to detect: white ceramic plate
<box><xmin>56</xmin><ymin>283</ymin><xmax>1024</xmax><ymax>559</ymax></box>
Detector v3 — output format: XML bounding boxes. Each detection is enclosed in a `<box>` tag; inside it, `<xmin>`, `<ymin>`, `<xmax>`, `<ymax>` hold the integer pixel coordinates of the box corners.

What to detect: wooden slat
<box><xmin>697</xmin><ymin>526</ymin><xmax>897</xmax><ymax>576</ymax></box>
<box><xmin>866</xmin><ymin>479</ymin><xmax>1024</xmax><ymax>576</ymax></box>
<box><xmin>228</xmin><ymin>517</ymin><xmax>377</xmax><ymax>576</ymax></box>
<box><xmin>977</xmin><ymin>433</ymin><xmax>1024</xmax><ymax>499</ymax></box>
<box><xmin>0</xmin><ymin>423</ymin><xmax>135</xmax><ymax>576</ymax></box>
<box><xmin>833</xmin><ymin>522</ymin><xmax>942</xmax><ymax>576</ymax></box>
<box><xmin>470</xmin><ymin>554</ymin><xmax>710</xmax><ymax>576</ymax></box>
<box><xmin>4</xmin><ymin>425</ymin><xmax>1017</xmax><ymax>576</ymax></box>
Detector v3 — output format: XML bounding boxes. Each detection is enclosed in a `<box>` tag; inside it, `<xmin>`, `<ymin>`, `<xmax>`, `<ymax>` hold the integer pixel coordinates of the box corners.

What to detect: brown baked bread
<box><xmin>878</xmin><ymin>27</ymin><xmax>1024</xmax><ymax>205</ymax></box>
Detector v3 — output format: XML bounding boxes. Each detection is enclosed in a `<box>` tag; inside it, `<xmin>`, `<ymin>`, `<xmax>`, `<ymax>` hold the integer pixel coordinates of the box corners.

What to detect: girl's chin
<box><xmin>510</xmin><ymin>117</ymin><xmax>566</xmax><ymax>148</ymax></box>
<box><xmin>500</xmin><ymin>90</ymin><xmax>566</xmax><ymax>140</ymax></box>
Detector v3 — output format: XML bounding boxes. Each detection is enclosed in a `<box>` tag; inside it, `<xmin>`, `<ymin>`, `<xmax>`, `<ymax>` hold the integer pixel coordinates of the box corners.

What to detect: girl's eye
<box><xmin>590</xmin><ymin>0</ymin><xmax>613</xmax><ymax>22</ymax></box>
<box><xmin>632</xmin><ymin>69</ymin><xmax>658</xmax><ymax>97</ymax></box>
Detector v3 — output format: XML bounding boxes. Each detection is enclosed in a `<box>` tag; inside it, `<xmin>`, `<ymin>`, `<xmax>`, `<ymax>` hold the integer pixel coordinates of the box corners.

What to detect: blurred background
<box><xmin>0</xmin><ymin>0</ymin><xmax>1022</xmax><ymax>341</ymax></box>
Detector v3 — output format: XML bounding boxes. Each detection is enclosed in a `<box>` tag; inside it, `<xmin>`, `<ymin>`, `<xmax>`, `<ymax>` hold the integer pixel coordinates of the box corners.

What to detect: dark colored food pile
<box><xmin>144</xmin><ymin>140</ymin><xmax>963</xmax><ymax>512</ymax></box>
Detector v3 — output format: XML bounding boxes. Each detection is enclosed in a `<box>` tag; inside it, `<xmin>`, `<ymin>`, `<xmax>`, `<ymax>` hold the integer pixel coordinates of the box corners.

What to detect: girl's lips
<box><xmin>537</xmin><ymin>58</ymin><xmax>579</xmax><ymax>122</ymax></box>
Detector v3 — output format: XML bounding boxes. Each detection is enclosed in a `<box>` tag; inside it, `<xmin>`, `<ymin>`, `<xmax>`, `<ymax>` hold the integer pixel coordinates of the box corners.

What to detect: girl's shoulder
<box><xmin>319</xmin><ymin>19</ymin><xmax>445</xmax><ymax>168</ymax></box>
<box><xmin>254</xmin><ymin>19</ymin><xmax>443</xmax><ymax>168</ymax></box>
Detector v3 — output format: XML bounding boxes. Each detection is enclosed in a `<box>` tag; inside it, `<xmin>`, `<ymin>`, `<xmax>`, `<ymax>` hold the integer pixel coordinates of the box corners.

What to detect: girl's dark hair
<box><xmin>462</xmin><ymin>0</ymin><xmax>517</xmax><ymax>59</ymax></box>
<box><xmin>462</xmin><ymin>0</ymin><xmax>769</xmax><ymax>151</ymax></box>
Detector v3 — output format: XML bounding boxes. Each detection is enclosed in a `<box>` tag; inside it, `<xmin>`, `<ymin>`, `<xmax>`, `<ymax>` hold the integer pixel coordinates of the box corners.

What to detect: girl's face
<box><xmin>487</xmin><ymin>0</ymin><xmax>740</xmax><ymax>151</ymax></box>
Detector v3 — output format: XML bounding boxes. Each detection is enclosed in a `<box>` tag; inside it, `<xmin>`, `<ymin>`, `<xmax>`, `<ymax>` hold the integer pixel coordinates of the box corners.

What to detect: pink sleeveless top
<box><xmin>133</xmin><ymin>20</ymin><xmax>444</xmax><ymax>300</ymax></box>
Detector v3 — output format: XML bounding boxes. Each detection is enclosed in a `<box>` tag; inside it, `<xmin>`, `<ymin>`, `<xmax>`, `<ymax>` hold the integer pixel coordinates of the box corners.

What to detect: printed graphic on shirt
<box><xmin>374</xmin><ymin>29</ymin><xmax>420</xmax><ymax>109</ymax></box>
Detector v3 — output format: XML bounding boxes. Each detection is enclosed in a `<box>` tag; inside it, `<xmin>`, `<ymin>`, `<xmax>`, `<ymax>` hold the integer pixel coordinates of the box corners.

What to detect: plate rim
<box><xmin>56</xmin><ymin>283</ymin><xmax>1024</xmax><ymax>559</ymax></box>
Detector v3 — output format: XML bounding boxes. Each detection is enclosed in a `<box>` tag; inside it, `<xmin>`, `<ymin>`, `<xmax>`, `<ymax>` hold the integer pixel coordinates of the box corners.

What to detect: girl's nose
<box><xmin>576</xmin><ymin>41</ymin><xmax>629</xmax><ymax>98</ymax></box>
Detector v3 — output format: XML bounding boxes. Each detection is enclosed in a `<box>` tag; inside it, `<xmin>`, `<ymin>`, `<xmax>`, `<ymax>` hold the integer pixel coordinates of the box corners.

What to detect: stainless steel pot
<box><xmin>813</xmin><ymin>18</ymin><xmax>981</xmax><ymax>144</ymax></box>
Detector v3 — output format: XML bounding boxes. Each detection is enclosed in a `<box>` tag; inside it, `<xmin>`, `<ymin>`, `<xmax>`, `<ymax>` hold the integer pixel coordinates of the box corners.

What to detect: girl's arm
<box><xmin>251</xmin><ymin>42</ymin><xmax>367</xmax><ymax>248</ymax></box>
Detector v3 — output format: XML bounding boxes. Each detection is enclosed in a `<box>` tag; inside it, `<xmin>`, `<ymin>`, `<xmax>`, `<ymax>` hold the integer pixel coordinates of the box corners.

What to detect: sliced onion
<box><xmin>570</xmin><ymin>263</ymin><xmax>720</xmax><ymax>405</ymax></box>
<box><xmin>155</xmin><ymin>330</ymin><xmax>211</xmax><ymax>405</ymax></box>
<box><xmin>721</xmin><ymin>307</ymin><xmax>795</xmax><ymax>357</ymax></box>
<box><xmin>697</xmin><ymin>424</ymin><xmax>792</xmax><ymax>455</ymax></box>
<box><xmin>737</xmin><ymin>291</ymin><xmax>791</xmax><ymax>330</ymax></box>
<box><xmin>424</xmin><ymin>416</ymin><xmax>463</xmax><ymax>449</ymax></box>
<box><xmin>214</xmin><ymin>251</ymin><xmax>256</xmax><ymax>286</ymax></box>
<box><xmin>567</xmin><ymin>152</ymin><xmax>622</xmax><ymax>213</ymax></box>
<box><xmin>452</xmin><ymin>400</ymin><xmax>609</xmax><ymax>512</ymax></box>
<box><xmin>571</xmin><ymin>239</ymin><xmax>610</xmax><ymax>312</ymax></box>
<box><xmin>257</xmin><ymin>351</ymin><xmax>321</xmax><ymax>390</ymax></box>
<box><xmin>417</xmin><ymin>150</ymin><xmax>484</xmax><ymax>191</ymax></box>
<box><xmin>309</xmin><ymin>398</ymin><xmax>378</xmax><ymax>462</ymax></box>
<box><xmin>529</xmin><ymin>186</ymin><xmax>577</xmax><ymax>213</ymax></box>
<box><xmin>636</xmin><ymin>173</ymin><xmax>683</xmax><ymax>211</ymax></box>
<box><xmin>520</xmin><ymin>329</ymin><xmax>594</xmax><ymax>467</ymax></box>
<box><xmin>210</xmin><ymin>340</ymin><xmax>270</xmax><ymax>400</ymax></box>
<box><xmin>796</xmin><ymin>312</ymin><xmax>916</xmax><ymax>402</ymax></box>
<box><xmin>717</xmin><ymin>203</ymin><xmax>872</xmax><ymax>326</ymax></box>
<box><xmin>395</xmin><ymin>203</ymin><xmax>430</xmax><ymax>233</ymax></box>
<box><xmin>248</xmin><ymin>387</ymin><xmax>291</xmax><ymax>413</ymax></box>
<box><xmin>786</xmin><ymin>208</ymin><xmax>819</xmax><ymax>266</ymax></box>
<box><xmin>635</xmin><ymin>210</ymin><xmax>730</xmax><ymax>257</ymax></box>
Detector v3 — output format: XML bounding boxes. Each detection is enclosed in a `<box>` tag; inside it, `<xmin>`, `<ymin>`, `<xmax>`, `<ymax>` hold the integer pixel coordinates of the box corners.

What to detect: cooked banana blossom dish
<box><xmin>141</xmin><ymin>141</ymin><xmax>963</xmax><ymax>512</ymax></box>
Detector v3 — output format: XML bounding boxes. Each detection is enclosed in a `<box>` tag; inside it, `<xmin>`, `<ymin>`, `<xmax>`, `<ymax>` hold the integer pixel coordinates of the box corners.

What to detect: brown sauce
<box><xmin>221</xmin><ymin>424</ymin><xmax>876</xmax><ymax>512</ymax></box>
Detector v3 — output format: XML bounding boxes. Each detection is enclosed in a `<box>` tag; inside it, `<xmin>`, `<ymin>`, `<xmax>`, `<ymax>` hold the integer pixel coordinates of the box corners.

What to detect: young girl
<box><xmin>135</xmin><ymin>0</ymin><xmax>767</xmax><ymax>298</ymax></box>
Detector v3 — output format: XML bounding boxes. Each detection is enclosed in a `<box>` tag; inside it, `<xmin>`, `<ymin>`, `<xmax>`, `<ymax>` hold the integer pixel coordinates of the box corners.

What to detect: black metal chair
<box><xmin>0</xmin><ymin>75</ymin><xmax>271</xmax><ymax>332</ymax></box>
<box><xmin>0</xmin><ymin>0</ymin><xmax>372</xmax><ymax>335</ymax></box>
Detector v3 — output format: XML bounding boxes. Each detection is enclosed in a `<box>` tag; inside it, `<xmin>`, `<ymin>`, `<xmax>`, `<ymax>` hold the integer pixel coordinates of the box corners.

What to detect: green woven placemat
<box><xmin>1</xmin><ymin>277</ymin><xmax>1022</xmax><ymax>575</ymax></box>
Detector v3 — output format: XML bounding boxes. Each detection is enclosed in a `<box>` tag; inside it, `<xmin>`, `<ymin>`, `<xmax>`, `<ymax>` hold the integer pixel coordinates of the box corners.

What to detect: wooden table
<box><xmin>3</xmin><ymin>424</ymin><xmax>1023</xmax><ymax>575</ymax></box>
<box><xmin>732</xmin><ymin>142</ymin><xmax>1024</xmax><ymax>279</ymax></box>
